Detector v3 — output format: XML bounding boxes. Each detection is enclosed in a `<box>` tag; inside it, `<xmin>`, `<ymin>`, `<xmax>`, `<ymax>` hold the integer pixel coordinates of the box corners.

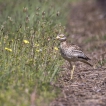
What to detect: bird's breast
<box><xmin>60</xmin><ymin>48</ymin><xmax>71</xmax><ymax>60</ymax></box>
<box><xmin>60</xmin><ymin>47</ymin><xmax>78</xmax><ymax>62</ymax></box>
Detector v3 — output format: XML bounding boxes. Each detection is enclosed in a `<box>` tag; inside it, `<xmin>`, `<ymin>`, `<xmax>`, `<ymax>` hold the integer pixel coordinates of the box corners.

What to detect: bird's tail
<box><xmin>81</xmin><ymin>60</ymin><xmax>93</xmax><ymax>67</ymax></box>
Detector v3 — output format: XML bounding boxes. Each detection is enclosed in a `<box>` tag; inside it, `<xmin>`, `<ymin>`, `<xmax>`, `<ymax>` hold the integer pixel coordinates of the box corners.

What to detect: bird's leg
<box><xmin>69</xmin><ymin>62</ymin><xmax>75</xmax><ymax>79</ymax></box>
<box><xmin>71</xmin><ymin>65</ymin><xmax>75</xmax><ymax>80</ymax></box>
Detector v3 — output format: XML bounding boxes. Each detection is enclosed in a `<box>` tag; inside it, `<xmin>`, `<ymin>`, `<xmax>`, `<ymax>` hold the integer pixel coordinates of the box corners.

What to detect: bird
<box><xmin>56</xmin><ymin>34</ymin><xmax>93</xmax><ymax>79</ymax></box>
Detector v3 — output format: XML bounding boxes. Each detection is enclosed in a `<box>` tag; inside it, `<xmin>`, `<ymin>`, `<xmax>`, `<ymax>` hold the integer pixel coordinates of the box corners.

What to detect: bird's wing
<box><xmin>66</xmin><ymin>44</ymin><xmax>90</xmax><ymax>60</ymax></box>
<box><xmin>61</xmin><ymin>43</ymin><xmax>90</xmax><ymax>61</ymax></box>
<box><xmin>69</xmin><ymin>44</ymin><xmax>82</xmax><ymax>51</ymax></box>
<box><xmin>71</xmin><ymin>49</ymin><xmax>90</xmax><ymax>60</ymax></box>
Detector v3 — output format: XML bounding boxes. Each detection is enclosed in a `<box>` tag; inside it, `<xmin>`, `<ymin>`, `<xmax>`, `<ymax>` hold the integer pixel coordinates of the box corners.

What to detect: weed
<box><xmin>0</xmin><ymin>0</ymin><xmax>72</xmax><ymax>105</ymax></box>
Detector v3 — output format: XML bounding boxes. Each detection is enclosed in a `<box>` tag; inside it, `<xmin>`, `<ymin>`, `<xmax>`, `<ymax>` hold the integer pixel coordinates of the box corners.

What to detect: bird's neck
<box><xmin>60</xmin><ymin>41</ymin><xmax>67</xmax><ymax>48</ymax></box>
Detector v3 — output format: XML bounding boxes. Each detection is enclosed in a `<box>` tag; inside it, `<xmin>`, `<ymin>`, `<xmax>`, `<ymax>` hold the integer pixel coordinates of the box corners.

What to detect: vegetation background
<box><xmin>1</xmin><ymin>0</ymin><xmax>106</xmax><ymax>106</ymax></box>
<box><xmin>0</xmin><ymin>0</ymin><xmax>78</xmax><ymax>106</ymax></box>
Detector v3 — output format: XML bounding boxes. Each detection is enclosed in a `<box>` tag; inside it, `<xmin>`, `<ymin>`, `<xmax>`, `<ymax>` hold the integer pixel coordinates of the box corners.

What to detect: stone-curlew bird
<box><xmin>56</xmin><ymin>34</ymin><xmax>93</xmax><ymax>79</ymax></box>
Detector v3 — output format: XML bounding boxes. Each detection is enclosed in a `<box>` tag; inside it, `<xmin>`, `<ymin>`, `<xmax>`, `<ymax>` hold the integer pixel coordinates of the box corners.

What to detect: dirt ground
<box><xmin>50</xmin><ymin>0</ymin><xmax>106</xmax><ymax>106</ymax></box>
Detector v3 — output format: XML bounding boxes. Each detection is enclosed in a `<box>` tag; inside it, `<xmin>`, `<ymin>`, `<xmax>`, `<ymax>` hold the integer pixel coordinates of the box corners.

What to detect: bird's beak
<box><xmin>56</xmin><ymin>36</ymin><xmax>60</xmax><ymax>39</ymax></box>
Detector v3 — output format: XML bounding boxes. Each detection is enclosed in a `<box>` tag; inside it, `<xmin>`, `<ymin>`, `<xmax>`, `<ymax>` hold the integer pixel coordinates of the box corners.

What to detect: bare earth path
<box><xmin>50</xmin><ymin>0</ymin><xmax>106</xmax><ymax>106</ymax></box>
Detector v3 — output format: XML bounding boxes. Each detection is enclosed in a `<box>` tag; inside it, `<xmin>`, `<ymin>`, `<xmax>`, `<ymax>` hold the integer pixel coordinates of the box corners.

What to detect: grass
<box><xmin>0</xmin><ymin>0</ymin><xmax>76</xmax><ymax>105</ymax></box>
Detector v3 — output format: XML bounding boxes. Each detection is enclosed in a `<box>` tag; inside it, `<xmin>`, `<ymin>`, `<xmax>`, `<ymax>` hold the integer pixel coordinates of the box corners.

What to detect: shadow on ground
<box><xmin>50</xmin><ymin>0</ymin><xmax>106</xmax><ymax>106</ymax></box>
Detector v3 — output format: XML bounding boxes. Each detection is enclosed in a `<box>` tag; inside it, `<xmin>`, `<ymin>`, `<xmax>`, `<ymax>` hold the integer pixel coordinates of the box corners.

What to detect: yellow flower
<box><xmin>23</xmin><ymin>40</ymin><xmax>29</xmax><ymax>44</ymax></box>
<box><xmin>36</xmin><ymin>49</ymin><xmax>42</xmax><ymax>52</ymax></box>
<box><xmin>5</xmin><ymin>47</ymin><xmax>12</xmax><ymax>52</ymax></box>
<box><xmin>54</xmin><ymin>47</ymin><xmax>58</xmax><ymax>51</ymax></box>
<box><xmin>34</xmin><ymin>43</ymin><xmax>39</xmax><ymax>47</ymax></box>
<box><xmin>36</xmin><ymin>49</ymin><xmax>40</xmax><ymax>52</ymax></box>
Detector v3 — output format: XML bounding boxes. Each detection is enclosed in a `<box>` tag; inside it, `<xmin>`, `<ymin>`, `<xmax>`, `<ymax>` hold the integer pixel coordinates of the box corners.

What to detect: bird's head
<box><xmin>56</xmin><ymin>34</ymin><xmax>67</xmax><ymax>42</ymax></box>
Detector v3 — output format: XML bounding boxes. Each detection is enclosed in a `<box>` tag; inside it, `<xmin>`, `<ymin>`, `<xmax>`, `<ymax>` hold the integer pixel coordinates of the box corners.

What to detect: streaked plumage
<box><xmin>56</xmin><ymin>34</ymin><xmax>92</xmax><ymax>79</ymax></box>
